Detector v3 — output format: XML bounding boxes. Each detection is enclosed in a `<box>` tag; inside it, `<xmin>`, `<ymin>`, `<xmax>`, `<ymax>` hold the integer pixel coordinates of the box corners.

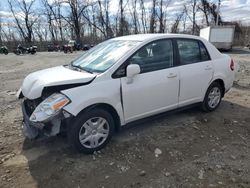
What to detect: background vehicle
<box><xmin>48</xmin><ymin>44</ymin><xmax>60</xmax><ymax>52</ymax></box>
<box><xmin>0</xmin><ymin>46</ymin><xmax>8</xmax><ymax>55</ymax></box>
<box><xmin>14</xmin><ymin>44</ymin><xmax>37</xmax><ymax>55</ymax></box>
<box><xmin>82</xmin><ymin>44</ymin><xmax>90</xmax><ymax>51</ymax></box>
<box><xmin>18</xmin><ymin>34</ymin><xmax>235</xmax><ymax>153</ymax></box>
<box><xmin>200</xmin><ymin>26</ymin><xmax>235</xmax><ymax>51</ymax></box>
<box><xmin>63</xmin><ymin>45</ymin><xmax>73</xmax><ymax>53</ymax></box>
<box><xmin>63</xmin><ymin>40</ymin><xmax>82</xmax><ymax>53</ymax></box>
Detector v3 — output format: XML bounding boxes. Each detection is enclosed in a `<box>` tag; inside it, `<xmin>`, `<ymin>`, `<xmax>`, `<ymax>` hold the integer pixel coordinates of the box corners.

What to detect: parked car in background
<box><xmin>74</xmin><ymin>42</ymin><xmax>82</xmax><ymax>51</ymax></box>
<box><xmin>63</xmin><ymin>40</ymin><xmax>81</xmax><ymax>53</ymax></box>
<box><xmin>14</xmin><ymin>44</ymin><xmax>37</xmax><ymax>55</ymax></box>
<box><xmin>82</xmin><ymin>44</ymin><xmax>90</xmax><ymax>51</ymax></box>
<box><xmin>18</xmin><ymin>34</ymin><xmax>236</xmax><ymax>153</ymax></box>
<box><xmin>48</xmin><ymin>44</ymin><xmax>60</xmax><ymax>52</ymax></box>
<box><xmin>200</xmin><ymin>26</ymin><xmax>235</xmax><ymax>51</ymax></box>
<box><xmin>0</xmin><ymin>46</ymin><xmax>8</xmax><ymax>55</ymax></box>
<box><xmin>63</xmin><ymin>41</ymin><xmax>73</xmax><ymax>53</ymax></box>
<box><xmin>63</xmin><ymin>45</ymin><xmax>73</xmax><ymax>53</ymax></box>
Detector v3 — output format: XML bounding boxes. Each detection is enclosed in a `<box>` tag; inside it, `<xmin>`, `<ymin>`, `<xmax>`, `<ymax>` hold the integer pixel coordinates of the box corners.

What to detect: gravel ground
<box><xmin>0</xmin><ymin>49</ymin><xmax>250</xmax><ymax>188</ymax></box>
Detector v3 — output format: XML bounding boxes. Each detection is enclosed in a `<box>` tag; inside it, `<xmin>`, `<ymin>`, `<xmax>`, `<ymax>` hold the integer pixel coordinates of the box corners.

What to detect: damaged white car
<box><xmin>18</xmin><ymin>34</ymin><xmax>235</xmax><ymax>153</ymax></box>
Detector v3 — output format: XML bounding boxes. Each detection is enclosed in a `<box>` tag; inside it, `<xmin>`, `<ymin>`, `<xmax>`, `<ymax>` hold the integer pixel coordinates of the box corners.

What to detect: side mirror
<box><xmin>126</xmin><ymin>64</ymin><xmax>140</xmax><ymax>84</ymax></box>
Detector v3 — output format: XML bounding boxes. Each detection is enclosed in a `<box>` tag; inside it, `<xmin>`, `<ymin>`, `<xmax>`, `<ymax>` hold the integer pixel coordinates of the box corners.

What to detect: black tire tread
<box><xmin>67</xmin><ymin>108</ymin><xmax>114</xmax><ymax>154</ymax></box>
<box><xmin>201</xmin><ymin>82</ymin><xmax>222</xmax><ymax>112</ymax></box>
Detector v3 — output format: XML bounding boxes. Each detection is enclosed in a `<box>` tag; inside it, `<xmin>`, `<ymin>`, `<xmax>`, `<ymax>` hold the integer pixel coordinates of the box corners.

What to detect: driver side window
<box><xmin>129</xmin><ymin>40</ymin><xmax>173</xmax><ymax>74</ymax></box>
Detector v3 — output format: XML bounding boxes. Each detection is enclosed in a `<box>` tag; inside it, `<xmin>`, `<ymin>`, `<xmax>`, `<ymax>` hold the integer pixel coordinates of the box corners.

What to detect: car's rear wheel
<box><xmin>68</xmin><ymin>108</ymin><xmax>114</xmax><ymax>154</ymax></box>
<box><xmin>202</xmin><ymin>82</ymin><xmax>223</xmax><ymax>112</ymax></box>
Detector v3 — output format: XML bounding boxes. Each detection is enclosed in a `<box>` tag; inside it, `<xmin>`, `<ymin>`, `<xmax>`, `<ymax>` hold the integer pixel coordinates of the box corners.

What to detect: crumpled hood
<box><xmin>21</xmin><ymin>66</ymin><xmax>95</xmax><ymax>99</ymax></box>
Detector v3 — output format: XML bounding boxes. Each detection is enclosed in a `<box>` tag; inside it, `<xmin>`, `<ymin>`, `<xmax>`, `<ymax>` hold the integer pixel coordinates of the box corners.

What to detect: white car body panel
<box><xmin>212</xmin><ymin>54</ymin><xmax>234</xmax><ymax>92</ymax></box>
<box><xmin>21</xmin><ymin>66</ymin><xmax>95</xmax><ymax>99</ymax></box>
<box><xmin>121</xmin><ymin>67</ymin><xmax>179</xmax><ymax>123</ymax></box>
<box><xmin>20</xmin><ymin>34</ymin><xmax>236</xmax><ymax>127</ymax></box>
<box><xmin>178</xmin><ymin>60</ymin><xmax>214</xmax><ymax>107</ymax></box>
<box><xmin>61</xmin><ymin>77</ymin><xmax>125</xmax><ymax>124</ymax></box>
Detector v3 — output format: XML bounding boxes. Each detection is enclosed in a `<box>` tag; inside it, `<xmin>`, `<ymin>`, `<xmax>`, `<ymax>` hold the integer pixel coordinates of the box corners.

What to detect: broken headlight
<box><xmin>30</xmin><ymin>93</ymin><xmax>70</xmax><ymax>122</ymax></box>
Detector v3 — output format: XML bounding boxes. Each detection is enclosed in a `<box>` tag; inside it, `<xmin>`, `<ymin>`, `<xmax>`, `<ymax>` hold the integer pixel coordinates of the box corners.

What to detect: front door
<box><xmin>120</xmin><ymin>39</ymin><xmax>179</xmax><ymax>123</ymax></box>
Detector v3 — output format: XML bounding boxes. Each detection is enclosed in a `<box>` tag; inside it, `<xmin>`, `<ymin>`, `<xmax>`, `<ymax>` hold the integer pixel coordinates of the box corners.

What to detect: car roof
<box><xmin>110</xmin><ymin>33</ymin><xmax>222</xmax><ymax>60</ymax></box>
<box><xmin>111</xmin><ymin>33</ymin><xmax>203</xmax><ymax>42</ymax></box>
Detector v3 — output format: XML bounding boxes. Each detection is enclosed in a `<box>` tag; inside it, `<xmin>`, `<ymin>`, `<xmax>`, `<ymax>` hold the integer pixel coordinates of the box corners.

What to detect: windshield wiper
<box><xmin>70</xmin><ymin>63</ymin><xmax>93</xmax><ymax>74</ymax></box>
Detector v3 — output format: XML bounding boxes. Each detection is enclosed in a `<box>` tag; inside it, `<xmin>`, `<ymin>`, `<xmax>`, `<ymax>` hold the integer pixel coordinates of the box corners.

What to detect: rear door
<box><xmin>176</xmin><ymin>39</ymin><xmax>214</xmax><ymax>107</ymax></box>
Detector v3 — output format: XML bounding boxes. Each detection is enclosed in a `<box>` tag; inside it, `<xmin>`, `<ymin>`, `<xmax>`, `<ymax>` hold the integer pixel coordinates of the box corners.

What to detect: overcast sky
<box><xmin>107</xmin><ymin>0</ymin><xmax>250</xmax><ymax>24</ymax></box>
<box><xmin>220</xmin><ymin>0</ymin><xmax>250</xmax><ymax>23</ymax></box>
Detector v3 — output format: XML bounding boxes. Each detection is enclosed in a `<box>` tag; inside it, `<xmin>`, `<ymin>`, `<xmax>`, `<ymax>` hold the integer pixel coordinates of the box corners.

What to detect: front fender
<box><xmin>16</xmin><ymin>88</ymin><xmax>24</xmax><ymax>99</ymax></box>
<box><xmin>61</xmin><ymin>79</ymin><xmax>125</xmax><ymax>125</ymax></box>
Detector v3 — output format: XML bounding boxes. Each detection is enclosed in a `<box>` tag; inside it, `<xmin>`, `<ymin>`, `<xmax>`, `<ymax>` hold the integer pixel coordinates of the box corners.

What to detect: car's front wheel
<box><xmin>202</xmin><ymin>82</ymin><xmax>223</xmax><ymax>112</ymax></box>
<box><xmin>68</xmin><ymin>108</ymin><xmax>114</xmax><ymax>154</ymax></box>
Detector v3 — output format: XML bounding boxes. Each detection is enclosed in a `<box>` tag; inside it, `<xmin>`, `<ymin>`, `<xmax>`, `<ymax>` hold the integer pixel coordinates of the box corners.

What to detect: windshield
<box><xmin>71</xmin><ymin>39</ymin><xmax>141</xmax><ymax>73</ymax></box>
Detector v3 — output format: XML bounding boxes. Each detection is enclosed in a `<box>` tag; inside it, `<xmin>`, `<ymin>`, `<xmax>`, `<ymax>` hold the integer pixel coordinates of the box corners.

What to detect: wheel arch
<box><xmin>211</xmin><ymin>78</ymin><xmax>225</xmax><ymax>97</ymax></box>
<box><xmin>76</xmin><ymin>103</ymin><xmax>121</xmax><ymax>132</ymax></box>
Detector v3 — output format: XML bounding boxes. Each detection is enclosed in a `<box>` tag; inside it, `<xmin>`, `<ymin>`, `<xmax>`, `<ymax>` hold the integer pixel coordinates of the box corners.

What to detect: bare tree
<box><xmin>184</xmin><ymin>0</ymin><xmax>200</xmax><ymax>35</ymax></box>
<box><xmin>157</xmin><ymin>0</ymin><xmax>171</xmax><ymax>33</ymax></box>
<box><xmin>82</xmin><ymin>4</ymin><xmax>107</xmax><ymax>38</ymax></box>
<box><xmin>96</xmin><ymin>0</ymin><xmax>113</xmax><ymax>38</ymax></box>
<box><xmin>118</xmin><ymin>0</ymin><xmax>125</xmax><ymax>36</ymax></box>
<box><xmin>191</xmin><ymin>0</ymin><xmax>198</xmax><ymax>34</ymax></box>
<box><xmin>41</xmin><ymin>0</ymin><xmax>57</xmax><ymax>41</ymax></box>
<box><xmin>209</xmin><ymin>1</ymin><xmax>222</xmax><ymax>25</ymax></box>
<box><xmin>62</xmin><ymin>0</ymin><xmax>90</xmax><ymax>42</ymax></box>
<box><xmin>0</xmin><ymin>4</ymin><xmax>2</xmax><ymax>45</ymax></box>
<box><xmin>1</xmin><ymin>0</ymin><xmax>229</xmax><ymax>47</ymax></box>
<box><xmin>129</xmin><ymin>0</ymin><xmax>139</xmax><ymax>34</ymax></box>
<box><xmin>199</xmin><ymin>0</ymin><xmax>210</xmax><ymax>26</ymax></box>
<box><xmin>8</xmin><ymin>0</ymin><xmax>37</xmax><ymax>43</ymax></box>
<box><xmin>158</xmin><ymin>0</ymin><xmax>164</xmax><ymax>33</ymax></box>
<box><xmin>171</xmin><ymin>8</ymin><xmax>186</xmax><ymax>33</ymax></box>
<box><xmin>198</xmin><ymin>0</ymin><xmax>222</xmax><ymax>27</ymax></box>
<box><xmin>140</xmin><ymin>0</ymin><xmax>147</xmax><ymax>33</ymax></box>
<box><xmin>149</xmin><ymin>0</ymin><xmax>157</xmax><ymax>33</ymax></box>
<box><xmin>104</xmin><ymin>0</ymin><xmax>113</xmax><ymax>38</ymax></box>
<box><xmin>33</xmin><ymin>19</ymin><xmax>47</xmax><ymax>42</ymax></box>
<box><xmin>182</xmin><ymin>6</ymin><xmax>188</xmax><ymax>32</ymax></box>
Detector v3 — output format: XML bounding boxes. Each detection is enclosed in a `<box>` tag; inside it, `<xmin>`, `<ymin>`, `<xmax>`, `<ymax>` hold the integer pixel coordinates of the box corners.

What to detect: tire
<box><xmin>201</xmin><ymin>82</ymin><xmax>223</xmax><ymax>112</ymax></box>
<box><xmin>15</xmin><ymin>50</ymin><xmax>21</xmax><ymax>55</ymax></box>
<box><xmin>68</xmin><ymin>108</ymin><xmax>114</xmax><ymax>154</ymax></box>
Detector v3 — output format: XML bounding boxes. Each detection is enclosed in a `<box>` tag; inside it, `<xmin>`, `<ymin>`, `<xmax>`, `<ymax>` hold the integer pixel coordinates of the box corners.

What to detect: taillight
<box><xmin>230</xmin><ymin>59</ymin><xmax>234</xmax><ymax>71</ymax></box>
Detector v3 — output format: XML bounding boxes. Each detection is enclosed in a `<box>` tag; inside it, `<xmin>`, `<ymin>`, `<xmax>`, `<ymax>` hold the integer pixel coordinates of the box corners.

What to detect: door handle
<box><xmin>205</xmin><ymin>66</ymin><xmax>212</xmax><ymax>70</ymax></box>
<box><xmin>167</xmin><ymin>73</ymin><xmax>177</xmax><ymax>78</ymax></box>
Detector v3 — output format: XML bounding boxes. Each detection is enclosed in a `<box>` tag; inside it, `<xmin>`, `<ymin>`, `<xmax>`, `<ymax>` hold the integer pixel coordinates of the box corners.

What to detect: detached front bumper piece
<box><xmin>21</xmin><ymin>101</ymin><xmax>71</xmax><ymax>139</ymax></box>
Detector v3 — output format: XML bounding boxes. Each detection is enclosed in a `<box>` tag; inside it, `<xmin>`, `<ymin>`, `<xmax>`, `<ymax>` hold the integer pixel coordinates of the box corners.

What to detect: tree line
<box><xmin>0</xmin><ymin>0</ymin><xmax>223</xmax><ymax>45</ymax></box>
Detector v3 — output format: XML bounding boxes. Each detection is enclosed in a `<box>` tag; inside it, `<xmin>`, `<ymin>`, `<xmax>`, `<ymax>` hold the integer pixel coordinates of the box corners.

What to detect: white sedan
<box><xmin>18</xmin><ymin>34</ymin><xmax>235</xmax><ymax>153</ymax></box>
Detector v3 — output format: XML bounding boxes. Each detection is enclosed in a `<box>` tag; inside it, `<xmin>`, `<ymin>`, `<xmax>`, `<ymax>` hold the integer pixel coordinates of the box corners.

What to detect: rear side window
<box><xmin>199</xmin><ymin>41</ymin><xmax>210</xmax><ymax>61</ymax></box>
<box><xmin>177</xmin><ymin>39</ymin><xmax>210</xmax><ymax>65</ymax></box>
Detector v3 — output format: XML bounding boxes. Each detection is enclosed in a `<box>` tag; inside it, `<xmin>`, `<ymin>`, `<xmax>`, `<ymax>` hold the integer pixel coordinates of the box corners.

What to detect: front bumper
<box><xmin>21</xmin><ymin>101</ymin><xmax>71</xmax><ymax>139</ymax></box>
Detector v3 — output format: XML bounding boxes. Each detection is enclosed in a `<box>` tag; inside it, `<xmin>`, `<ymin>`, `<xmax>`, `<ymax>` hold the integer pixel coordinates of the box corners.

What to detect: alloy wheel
<box><xmin>78</xmin><ymin>117</ymin><xmax>110</xmax><ymax>149</ymax></box>
<box><xmin>208</xmin><ymin>87</ymin><xmax>221</xmax><ymax>109</ymax></box>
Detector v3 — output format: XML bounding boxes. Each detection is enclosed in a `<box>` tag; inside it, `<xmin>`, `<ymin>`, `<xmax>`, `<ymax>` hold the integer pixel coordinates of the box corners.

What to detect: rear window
<box><xmin>177</xmin><ymin>39</ymin><xmax>211</xmax><ymax>65</ymax></box>
<box><xmin>199</xmin><ymin>41</ymin><xmax>210</xmax><ymax>61</ymax></box>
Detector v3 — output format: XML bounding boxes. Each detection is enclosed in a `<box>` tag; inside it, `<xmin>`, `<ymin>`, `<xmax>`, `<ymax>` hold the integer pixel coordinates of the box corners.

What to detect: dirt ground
<box><xmin>0</xmin><ymin>49</ymin><xmax>250</xmax><ymax>188</ymax></box>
